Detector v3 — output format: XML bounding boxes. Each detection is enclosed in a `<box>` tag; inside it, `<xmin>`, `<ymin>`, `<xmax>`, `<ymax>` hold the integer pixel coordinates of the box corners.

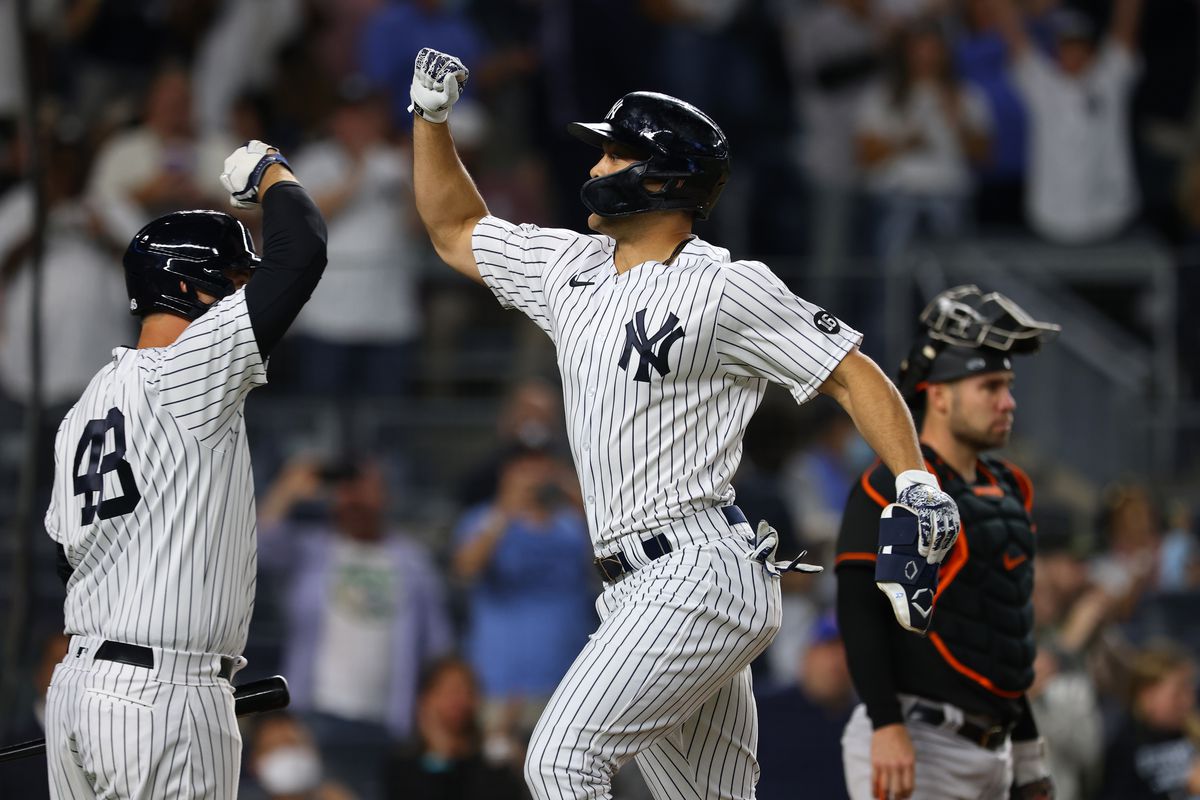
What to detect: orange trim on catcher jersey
<box><xmin>934</xmin><ymin>522</ymin><xmax>968</xmax><ymax>602</ymax></box>
<box><xmin>860</xmin><ymin>461</ymin><xmax>889</xmax><ymax>509</ymax></box>
<box><xmin>928</xmin><ymin>631</ymin><xmax>1023</xmax><ymax>699</ymax></box>
<box><xmin>1001</xmin><ymin>459</ymin><xmax>1035</xmax><ymax>513</ymax></box>
<box><xmin>836</xmin><ymin>551</ymin><xmax>878</xmax><ymax>565</ymax></box>
<box><xmin>972</xmin><ymin>485</ymin><xmax>1004</xmax><ymax>498</ymax></box>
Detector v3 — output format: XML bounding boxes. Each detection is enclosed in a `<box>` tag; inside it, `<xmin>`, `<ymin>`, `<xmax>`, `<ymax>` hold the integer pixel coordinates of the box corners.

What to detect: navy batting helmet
<box><xmin>124</xmin><ymin>210</ymin><xmax>260</xmax><ymax>321</ymax></box>
<box><xmin>897</xmin><ymin>285</ymin><xmax>1061</xmax><ymax>407</ymax></box>
<box><xmin>567</xmin><ymin>91</ymin><xmax>730</xmax><ymax>220</ymax></box>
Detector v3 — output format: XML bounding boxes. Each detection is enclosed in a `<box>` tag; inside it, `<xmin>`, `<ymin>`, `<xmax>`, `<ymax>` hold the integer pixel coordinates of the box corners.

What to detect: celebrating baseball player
<box><xmin>836</xmin><ymin>286</ymin><xmax>1061</xmax><ymax>800</ymax></box>
<box><xmin>409</xmin><ymin>48</ymin><xmax>961</xmax><ymax>799</ymax></box>
<box><xmin>43</xmin><ymin>142</ymin><xmax>326</xmax><ymax>798</ymax></box>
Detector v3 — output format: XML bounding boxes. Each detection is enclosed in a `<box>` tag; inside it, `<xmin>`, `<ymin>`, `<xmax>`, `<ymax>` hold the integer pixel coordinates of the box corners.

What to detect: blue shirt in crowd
<box><xmin>455</xmin><ymin>505</ymin><xmax>597</xmax><ymax>699</ymax></box>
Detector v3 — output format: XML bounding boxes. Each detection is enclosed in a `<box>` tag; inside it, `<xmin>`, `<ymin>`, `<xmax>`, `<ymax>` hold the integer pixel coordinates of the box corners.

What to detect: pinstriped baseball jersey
<box><xmin>45</xmin><ymin>289</ymin><xmax>265</xmax><ymax>657</ymax></box>
<box><xmin>472</xmin><ymin>215</ymin><xmax>862</xmax><ymax>553</ymax></box>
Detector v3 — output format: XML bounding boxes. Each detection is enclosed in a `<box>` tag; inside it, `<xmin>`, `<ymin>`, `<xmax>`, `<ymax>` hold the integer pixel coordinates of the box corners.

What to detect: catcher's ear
<box><xmin>926</xmin><ymin>383</ymin><xmax>951</xmax><ymax>416</ymax></box>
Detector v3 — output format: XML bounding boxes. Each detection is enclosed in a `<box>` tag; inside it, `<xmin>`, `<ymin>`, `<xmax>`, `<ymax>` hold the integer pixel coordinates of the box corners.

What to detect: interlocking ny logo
<box><xmin>618</xmin><ymin>309</ymin><xmax>684</xmax><ymax>382</ymax></box>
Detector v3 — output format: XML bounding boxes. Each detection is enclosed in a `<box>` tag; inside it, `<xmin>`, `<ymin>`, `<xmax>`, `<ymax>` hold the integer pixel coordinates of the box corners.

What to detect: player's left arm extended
<box><xmin>818</xmin><ymin>348</ymin><xmax>924</xmax><ymax>477</ymax></box>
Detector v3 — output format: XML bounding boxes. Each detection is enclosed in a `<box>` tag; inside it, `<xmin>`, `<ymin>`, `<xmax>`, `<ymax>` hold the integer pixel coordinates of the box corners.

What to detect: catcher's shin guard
<box><xmin>875</xmin><ymin>504</ymin><xmax>940</xmax><ymax>634</ymax></box>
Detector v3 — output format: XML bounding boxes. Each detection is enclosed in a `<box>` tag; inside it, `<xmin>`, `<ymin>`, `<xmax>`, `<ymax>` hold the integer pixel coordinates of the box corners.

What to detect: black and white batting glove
<box><xmin>744</xmin><ymin>520</ymin><xmax>823</xmax><ymax>577</ymax></box>
<box><xmin>894</xmin><ymin>470</ymin><xmax>959</xmax><ymax>565</ymax></box>
<box><xmin>409</xmin><ymin>47</ymin><xmax>469</xmax><ymax>124</ymax></box>
<box><xmin>219</xmin><ymin>140</ymin><xmax>290</xmax><ymax>209</ymax></box>
<box><xmin>1010</xmin><ymin>739</ymin><xmax>1055</xmax><ymax>800</ymax></box>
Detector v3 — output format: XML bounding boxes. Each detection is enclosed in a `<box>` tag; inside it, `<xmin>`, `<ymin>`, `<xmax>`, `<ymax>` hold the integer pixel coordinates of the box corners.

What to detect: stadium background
<box><xmin>1</xmin><ymin>0</ymin><xmax>1199</xmax><ymax>797</ymax></box>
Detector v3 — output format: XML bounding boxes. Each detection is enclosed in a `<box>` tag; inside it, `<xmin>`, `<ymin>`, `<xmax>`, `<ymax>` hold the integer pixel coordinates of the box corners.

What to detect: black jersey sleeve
<box><xmin>836</xmin><ymin>464</ymin><xmax>905</xmax><ymax>728</ymax></box>
<box><xmin>243</xmin><ymin>181</ymin><xmax>328</xmax><ymax>356</ymax></box>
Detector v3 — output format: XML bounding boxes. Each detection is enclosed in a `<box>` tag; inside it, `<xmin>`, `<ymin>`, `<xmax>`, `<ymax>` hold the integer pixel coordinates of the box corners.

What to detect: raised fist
<box><xmin>409</xmin><ymin>47</ymin><xmax>469</xmax><ymax>124</ymax></box>
<box><xmin>219</xmin><ymin>140</ymin><xmax>290</xmax><ymax>209</ymax></box>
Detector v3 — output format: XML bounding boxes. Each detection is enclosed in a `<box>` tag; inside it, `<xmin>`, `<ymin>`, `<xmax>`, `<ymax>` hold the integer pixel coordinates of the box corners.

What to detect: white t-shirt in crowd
<box><xmin>1012</xmin><ymin>42</ymin><xmax>1141</xmax><ymax>243</ymax></box>
<box><xmin>856</xmin><ymin>81</ymin><xmax>991</xmax><ymax>197</ymax></box>
<box><xmin>86</xmin><ymin>128</ymin><xmax>233</xmax><ymax>244</ymax></box>
<box><xmin>290</xmin><ymin>142</ymin><xmax>420</xmax><ymax>344</ymax></box>
<box><xmin>311</xmin><ymin>537</ymin><xmax>398</xmax><ymax>723</ymax></box>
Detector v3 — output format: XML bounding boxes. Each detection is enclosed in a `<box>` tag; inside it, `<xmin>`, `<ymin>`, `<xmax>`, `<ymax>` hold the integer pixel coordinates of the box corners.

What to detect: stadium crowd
<box><xmin>2</xmin><ymin>0</ymin><xmax>1200</xmax><ymax>798</ymax></box>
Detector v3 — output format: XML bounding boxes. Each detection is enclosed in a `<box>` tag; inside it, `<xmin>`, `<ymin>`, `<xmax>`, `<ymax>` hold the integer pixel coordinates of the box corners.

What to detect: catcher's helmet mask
<box><xmin>897</xmin><ymin>285</ymin><xmax>1060</xmax><ymax>406</ymax></box>
<box><xmin>124</xmin><ymin>210</ymin><xmax>260</xmax><ymax>321</ymax></box>
<box><xmin>568</xmin><ymin>92</ymin><xmax>731</xmax><ymax>220</ymax></box>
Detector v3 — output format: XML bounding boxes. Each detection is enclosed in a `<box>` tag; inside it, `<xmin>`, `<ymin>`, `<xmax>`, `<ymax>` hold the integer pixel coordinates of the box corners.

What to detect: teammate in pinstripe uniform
<box><xmin>43</xmin><ymin>141</ymin><xmax>327</xmax><ymax>799</ymax></box>
<box><xmin>409</xmin><ymin>49</ymin><xmax>962</xmax><ymax>800</ymax></box>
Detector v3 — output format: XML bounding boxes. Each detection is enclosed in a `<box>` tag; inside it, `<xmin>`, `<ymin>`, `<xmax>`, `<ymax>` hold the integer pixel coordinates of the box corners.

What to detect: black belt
<box><xmin>95</xmin><ymin>640</ymin><xmax>235</xmax><ymax>682</ymax></box>
<box><xmin>593</xmin><ymin>506</ymin><xmax>748</xmax><ymax>583</ymax></box>
<box><xmin>906</xmin><ymin>700</ymin><xmax>1013</xmax><ymax>751</ymax></box>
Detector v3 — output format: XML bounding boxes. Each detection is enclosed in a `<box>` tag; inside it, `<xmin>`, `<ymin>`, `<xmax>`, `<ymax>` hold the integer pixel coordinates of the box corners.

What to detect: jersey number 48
<box><xmin>72</xmin><ymin>407</ymin><xmax>142</xmax><ymax>525</ymax></box>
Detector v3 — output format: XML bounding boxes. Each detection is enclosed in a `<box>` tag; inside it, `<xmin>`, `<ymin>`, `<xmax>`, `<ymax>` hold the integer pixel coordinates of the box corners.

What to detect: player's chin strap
<box><xmin>743</xmin><ymin>520</ymin><xmax>823</xmax><ymax>576</ymax></box>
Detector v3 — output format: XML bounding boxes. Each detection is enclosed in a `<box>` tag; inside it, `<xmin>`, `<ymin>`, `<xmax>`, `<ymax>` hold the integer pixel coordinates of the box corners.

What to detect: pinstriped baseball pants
<box><xmin>46</xmin><ymin>639</ymin><xmax>240</xmax><ymax>799</ymax></box>
<box><xmin>524</xmin><ymin>531</ymin><xmax>782</xmax><ymax>800</ymax></box>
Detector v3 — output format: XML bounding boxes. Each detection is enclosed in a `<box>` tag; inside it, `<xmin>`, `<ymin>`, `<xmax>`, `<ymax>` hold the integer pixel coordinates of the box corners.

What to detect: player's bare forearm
<box><xmin>820</xmin><ymin>349</ymin><xmax>924</xmax><ymax>476</ymax></box>
<box><xmin>412</xmin><ymin>115</ymin><xmax>487</xmax><ymax>283</ymax></box>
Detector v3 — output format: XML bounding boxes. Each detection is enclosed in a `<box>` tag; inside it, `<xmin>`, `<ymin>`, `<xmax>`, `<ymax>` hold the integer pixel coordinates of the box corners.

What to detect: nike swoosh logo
<box><xmin>1003</xmin><ymin>552</ymin><xmax>1028</xmax><ymax>571</ymax></box>
<box><xmin>568</xmin><ymin>275</ymin><xmax>595</xmax><ymax>288</ymax></box>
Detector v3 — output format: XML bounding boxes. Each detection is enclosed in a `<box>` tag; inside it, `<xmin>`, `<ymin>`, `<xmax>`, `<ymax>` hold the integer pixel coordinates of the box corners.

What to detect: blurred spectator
<box><xmin>780</xmin><ymin>0</ymin><xmax>883</xmax><ymax>295</ymax></box>
<box><xmin>358</xmin><ymin>0</ymin><xmax>487</xmax><ymax>127</ymax></box>
<box><xmin>782</xmin><ymin>401</ymin><xmax>869</xmax><ymax>560</ymax></box>
<box><xmin>995</xmin><ymin>0</ymin><xmax>1144</xmax><ymax>243</ymax></box>
<box><xmin>757</xmin><ymin>613</ymin><xmax>855</xmax><ymax>800</ymax></box>
<box><xmin>856</xmin><ymin>17</ymin><xmax>991</xmax><ymax>265</ymax></box>
<box><xmin>2</xmin><ymin>631</ymin><xmax>67</xmax><ymax>800</ymax></box>
<box><xmin>1099</xmin><ymin>642</ymin><xmax>1200</xmax><ymax>799</ymax></box>
<box><xmin>0</xmin><ymin>131</ymin><xmax>131</xmax><ymax>412</ymax></box>
<box><xmin>1091</xmin><ymin>483</ymin><xmax>1164</xmax><ymax>606</ymax></box>
<box><xmin>452</xmin><ymin>447</ymin><xmax>595</xmax><ymax>758</ymax></box>
<box><xmin>242</xmin><ymin>713</ymin><xmax>357</xmax><ymax>800</ymax></box>
<box><xmin>1029</xmin><ymin>514</ymin><xmax>1106</xmax><ymax>800</ymax></box>
<box><xmin>57</xmin><ymin>0</ymin><xmax>198</xmax><ymax>128</ymax></box>
<box><xmin>287</xmin><ymin>81</ymin><xmax>421</xmax><ymax>398</ymax></box>
<box><xmin>86</xmin><ymin>64</ymin><xmax>232</xmax><ymax>244</ymax></box>
<box><xmin>456</xmin><ymin>377</ymin><xmax>568</xmax><ymax>508</ymax></box>
<box><xmin>384</xmin><ymin>657</ymin><xmax>528</xmax><ymax>799</ymax></box>
<box><xmin>192</xmin><ymin>0</ymin><xmax>304</xmax><ymax>137</ymax></box>
<box><xmin>258</xmin><ymin>455</ymin><xmax>454</xmax><ymax>799</ymax></box>
<box><xmin>953</xmin><ymin>0</ymin><xmax>1045</xmax><ymax>226</ymax></box>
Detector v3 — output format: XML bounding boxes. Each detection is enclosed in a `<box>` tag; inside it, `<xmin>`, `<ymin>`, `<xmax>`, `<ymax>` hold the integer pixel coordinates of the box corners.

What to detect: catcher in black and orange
<box><xmin>835</xmin><ymin>286</ymin><xmax>1061</xmax><ymax>800</ymax></box>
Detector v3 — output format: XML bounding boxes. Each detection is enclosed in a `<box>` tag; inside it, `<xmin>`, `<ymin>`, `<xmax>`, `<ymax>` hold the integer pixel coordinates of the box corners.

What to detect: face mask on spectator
<box><xmin>257</xmin><ymin>745</ymin><xmax>322</xmax><ymax>795</ymax></box>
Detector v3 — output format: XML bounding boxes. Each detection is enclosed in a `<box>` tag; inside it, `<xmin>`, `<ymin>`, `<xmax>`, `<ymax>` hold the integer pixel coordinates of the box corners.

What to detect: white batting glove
<box><xmin>895</xmin><ymin>470</ymin><xmax>960</xmax><ymax>565</ymax></box>
<box><xmin>219</xmin><ymin>140</ymin><xmax>290</xmax><ymax>209</ymax></box>
<box><xmin>408</xmin><ymin>47</ymin><xmax>469</xmax><ymax>123</ymax></box>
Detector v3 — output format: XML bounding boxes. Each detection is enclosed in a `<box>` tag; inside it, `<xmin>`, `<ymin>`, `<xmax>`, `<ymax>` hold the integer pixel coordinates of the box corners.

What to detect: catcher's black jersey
<box><xmin>835</xmin><ymin>444</ymin><xmax>1036</xmax><ymax>727</ymax></box>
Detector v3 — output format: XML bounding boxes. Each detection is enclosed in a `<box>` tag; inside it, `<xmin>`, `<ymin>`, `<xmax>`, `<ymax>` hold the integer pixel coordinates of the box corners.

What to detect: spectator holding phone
<box><xmin>258</xmin><ymin>455</ymin><xmax>454</xmax><ymax>799</ymax></box>
<box><xmin>452</xmin><ymin>446</ymin><xmax>597</xmax><ymax>763</ymax></box>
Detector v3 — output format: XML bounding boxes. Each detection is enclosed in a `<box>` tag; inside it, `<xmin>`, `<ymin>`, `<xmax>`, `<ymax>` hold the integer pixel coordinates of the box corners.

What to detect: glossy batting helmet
<box><xmin>124</xmin><ymin>210</ymin><xmax>260</xmax><ymax>321</ymax></box>
<box><xmin>897</xmin><ymin>285</ymin><xmax>1061</xmax><ymax>406</ymax></box>
<box><xmin>567</xmin><ymin>91</ymin><xmax>730</xmax><ymax>220</ymax></box>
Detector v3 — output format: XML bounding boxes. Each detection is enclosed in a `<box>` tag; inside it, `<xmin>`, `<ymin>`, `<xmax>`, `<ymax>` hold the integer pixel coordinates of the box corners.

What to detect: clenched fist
<box><xmin>409</xmin><ymin>48</ymin><xmax>469</xmax><ymax>124</ymax></box>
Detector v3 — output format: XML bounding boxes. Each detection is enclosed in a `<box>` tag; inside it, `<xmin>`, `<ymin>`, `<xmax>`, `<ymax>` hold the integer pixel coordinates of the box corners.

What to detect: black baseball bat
<box><xmin>0</xmin><ymin>675</ymin><xmax>290</xmax><ymax>764</ymax></box>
